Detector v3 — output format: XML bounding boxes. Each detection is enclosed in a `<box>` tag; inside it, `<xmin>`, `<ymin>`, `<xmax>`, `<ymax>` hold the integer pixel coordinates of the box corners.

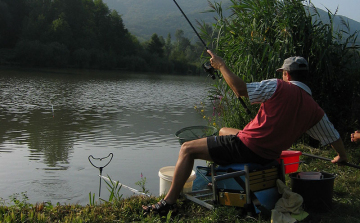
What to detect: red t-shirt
<box><xmin>238</xmin><ymin>79</ymin><xmax>324</xmax><ymax>159</ymax></box>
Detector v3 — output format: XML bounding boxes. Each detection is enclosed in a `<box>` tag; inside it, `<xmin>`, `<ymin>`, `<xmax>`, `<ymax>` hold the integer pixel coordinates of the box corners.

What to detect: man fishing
<box><xmin>142</xmin><ymin>50</ymin><xmax>348</xmax><ymax>215</ymax></box>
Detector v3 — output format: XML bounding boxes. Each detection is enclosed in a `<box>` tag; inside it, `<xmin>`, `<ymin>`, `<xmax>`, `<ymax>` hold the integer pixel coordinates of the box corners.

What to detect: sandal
<box><xmin>142</xmin><ymin>199</ymin><xmax>178</xmax><ymax>216</ymax></box>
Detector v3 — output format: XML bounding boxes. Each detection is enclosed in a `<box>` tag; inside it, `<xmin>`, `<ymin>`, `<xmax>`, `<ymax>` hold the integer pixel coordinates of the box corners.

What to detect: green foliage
<box><xmin>103</xmin><ymin>175</ymin><xmax>123</xmax><ymax>202</ymax></box>
<box><xmin>0</xmin><ymin>0</ymin><xmax>29</xmax><ymax>48</ymax></box>
<box><xmin>0</xmin><ymin>0</ymin><xmax>209</xmax><ymax>75</ymax></box>
<box><xmin>89</xmin><ymin>192</ymin><xmax>95</xmax><ymax>206</ymax></box>
<box><xmin>147</xmin><ymin>34</ymin><xmax>165</xmax><ymax>58</ymax></box>
<box><xmin>121</xmin><ymin>55</ymin><xmax>150</xmax><ymax>72</ymax></box>
<box><xmin>1</xmin><ymin>0</ymin><xmax>135</xmax><ymax>69</ymax></box>
<box><xmin>14</xmin><ymin>40</ymin><xmax>70</xmax><ymax>67</ymax></box>
<box><xmin>1</xmin><ymin>144</ymin><xmax>360</xmax><ymax>222</ymax></box>
<box><xmin>200</xmin><ymin>0</ymin><xmax>359</xmax><ymax>136</ymax></box>
<box><xmin>72</xmin><ymin>48</ymin><xmax>91</xmax><ymax>68</ymax></box>
<box><xmin>135</xmin><ymin>173</ymin><xmax>150</xmax><ymax>194</ymax></box>
<box><xmin>9</xmin><ymin>192</ymin><xmax>31</xmax><ymax>209</ymax></box>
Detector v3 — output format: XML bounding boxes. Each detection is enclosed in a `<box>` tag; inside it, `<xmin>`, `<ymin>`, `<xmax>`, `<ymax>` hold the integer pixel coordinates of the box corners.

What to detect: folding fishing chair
<box><xmin>175</xmin><ymin>126</ymin><xmax>300</xmax><ymax>215</ymax></box>
<box><xmin>183</xmin><ymin>160</ymin><xmax>286</xmax><ymax>216</ymax></box>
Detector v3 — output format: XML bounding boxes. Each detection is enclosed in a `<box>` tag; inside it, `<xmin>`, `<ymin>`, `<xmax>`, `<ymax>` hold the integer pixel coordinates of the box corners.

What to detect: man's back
<box><xmin>239</xmin><ymin>79</ymin><xmax>324</xmax><ymax>159</ymax></box>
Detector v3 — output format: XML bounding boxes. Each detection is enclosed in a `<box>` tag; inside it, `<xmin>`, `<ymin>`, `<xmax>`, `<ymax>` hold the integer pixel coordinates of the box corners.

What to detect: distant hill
<box><xmin>103</xmin><ymin>0</ymin><xmax>360</xmax><ymax>43</ymax></box>
<box><xmin>309</xmin><ymin>7</ymin><xmax>360</xmax><ymax>44</ymax></box>
<box><xmin>103</xmin><ymin>0</ymin><xmax>232</xmax><ymax>42</ymax></box>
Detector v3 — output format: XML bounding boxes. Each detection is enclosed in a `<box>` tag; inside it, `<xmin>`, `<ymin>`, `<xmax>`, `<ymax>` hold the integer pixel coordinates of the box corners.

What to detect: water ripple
<box><xmin>0</xmin><ymin>70</ymin><xmax>211</xmax><ymax>205</ymax></box>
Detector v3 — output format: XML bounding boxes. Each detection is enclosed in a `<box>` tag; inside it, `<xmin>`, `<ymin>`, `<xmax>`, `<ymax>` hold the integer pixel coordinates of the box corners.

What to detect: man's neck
<box><xmin>289</xmin><ymin>81</ymin><xmax>312</xmax><ymax>95</ymax></box>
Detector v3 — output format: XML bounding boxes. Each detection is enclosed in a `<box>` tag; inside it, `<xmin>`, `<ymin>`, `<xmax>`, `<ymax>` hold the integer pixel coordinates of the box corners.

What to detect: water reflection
<box><xmin>0</xmin><ymin>68</ymin><xmax>212</xmax><ymax>205</ymax></box>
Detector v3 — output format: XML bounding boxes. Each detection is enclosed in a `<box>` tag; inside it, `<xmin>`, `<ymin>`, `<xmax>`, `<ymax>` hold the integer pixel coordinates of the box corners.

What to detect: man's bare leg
<box><xmin>163</xmin><ymin>137</ymin><xmax>213</xmax><ymax>204</ymax></box>
<box><xmin>163</xmin><ymin>128</ymin><xmax>241</xmax><ymax>204</ymax></box>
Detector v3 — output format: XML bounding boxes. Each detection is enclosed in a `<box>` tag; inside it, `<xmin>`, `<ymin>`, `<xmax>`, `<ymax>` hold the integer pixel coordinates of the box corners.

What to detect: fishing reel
<box><xmin>203</xmin><ymin>61</ymin><xmax>251</xmax><ymax>115</ymax></box>
<box><xmin>202</xmin><ymin>62</ymin><xmax>221</xmax><ymax>80</ymax></box>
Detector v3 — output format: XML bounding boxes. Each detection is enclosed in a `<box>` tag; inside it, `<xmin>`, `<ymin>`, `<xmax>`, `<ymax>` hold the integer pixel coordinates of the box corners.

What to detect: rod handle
<box><xmin>302</xmin><ymin>152</ymin><xmax>360</xmax><ymax>170</ymax></box>
<box><xmin>238</xmin><ymin>97</ymin><xmax>251</xmax><ymax>115</ymax></box>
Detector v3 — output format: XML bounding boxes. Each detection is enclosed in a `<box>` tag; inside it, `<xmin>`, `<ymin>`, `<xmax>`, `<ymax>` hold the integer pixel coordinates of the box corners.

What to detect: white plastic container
<box><xmin>158</xmin><ymin>166</ymin><xmax>196</xmax><ymax>195</ymax></box>
<box><xmin>297</xmin><ymin>171</ymin><xmax>323</xmax><ymax>180</ymax></box>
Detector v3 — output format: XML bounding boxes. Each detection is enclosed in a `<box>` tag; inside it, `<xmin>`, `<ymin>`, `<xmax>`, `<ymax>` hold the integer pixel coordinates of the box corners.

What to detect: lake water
<box><xmin>0</xmin><ymin>67</ymin><xmax>213</xmax><ymax>205</ymax></box>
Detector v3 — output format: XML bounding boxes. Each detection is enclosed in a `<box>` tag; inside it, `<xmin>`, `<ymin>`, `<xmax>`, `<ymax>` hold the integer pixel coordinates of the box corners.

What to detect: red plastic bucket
<box><xmin>277</xmin><ymin>150</ymin><xmax>302</xmax><ymax>174</ymax></box>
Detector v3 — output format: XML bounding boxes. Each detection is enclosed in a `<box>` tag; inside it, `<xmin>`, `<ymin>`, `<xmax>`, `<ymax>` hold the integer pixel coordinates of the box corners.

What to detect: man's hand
<box><xmin>206</xmin><ymin>50</ymin><xmax>248</xmax><ymax>98</ymax></box>
<box><xmin>351</xmin><ymin>130</ymin><xmax>360</xmax><ymax>143</ymax></box>
<box><xmin>207</xmin><ymin>50</ymin><xmax>225</xmax><ymax>70</ymax></box>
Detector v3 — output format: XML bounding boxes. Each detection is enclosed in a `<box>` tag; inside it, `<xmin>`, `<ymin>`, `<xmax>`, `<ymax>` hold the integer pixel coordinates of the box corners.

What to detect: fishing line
<box><xmin>172</xmin><ymin>0</ymin><xmax>251</xmax><ymax>115</ymax></box>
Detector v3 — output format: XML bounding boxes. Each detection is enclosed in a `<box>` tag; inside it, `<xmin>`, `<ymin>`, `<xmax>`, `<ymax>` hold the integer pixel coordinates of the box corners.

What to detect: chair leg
<box><xmin>280</xmin><ymin>159</ymin><xmax>286</xmax><ymax>182</ymax></box>
<box><xmin>244</xmin><ymin>164</ymin><xmax>253</xmax><ymax>215</ymax></box>
<box><xmin>188</xmin><ymin>162</ymin><xmax>283</xmax><ymax>213</ymax></box>
<box><xmin>211</xmin><ymin>163</ymin><xmax>217</xmax><ymax>204</ymax></box>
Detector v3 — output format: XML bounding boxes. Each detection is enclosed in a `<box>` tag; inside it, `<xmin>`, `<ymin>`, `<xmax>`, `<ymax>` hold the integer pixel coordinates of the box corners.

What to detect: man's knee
<box><xmin>180</xmin><ymin>142</ymin><xmax>193</xmax><ymax>156</ymax></box>
<box><xmin>179</xmin><ymin>139</ymin><xmax>208</xmax><ymax>159</ymax></box>
<box><xmin>219</xmin><ymin>127</ymin><xmax>240</xmax><ymax>136</ymax></box>
<box><xmin>219</xmin><ymin>128</ymin><xmax>227</xmax><ymax>136</ymax></box>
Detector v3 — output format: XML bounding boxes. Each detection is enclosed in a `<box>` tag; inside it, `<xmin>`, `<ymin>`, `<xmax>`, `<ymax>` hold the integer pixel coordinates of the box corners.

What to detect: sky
<box><xmin>308</xmin><ymin>0</ymin><xmax>360</xmax><ymax>22</ymax></box>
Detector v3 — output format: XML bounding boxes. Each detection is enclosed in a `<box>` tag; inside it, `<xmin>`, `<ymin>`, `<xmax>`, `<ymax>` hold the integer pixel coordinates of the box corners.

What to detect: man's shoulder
<box><xmin>249</xmin><ymin>78</ymin><xmax>279</xmax><ymax>87</ymax></box>
<box><xmin>247</xmin><ymin>79</ymin><xmax>279</xmax><ymax>103</ymax></box>
<box><xmin>260</xmin><ymin>78</ymin><xmax>279</xmax><ymax>83</ymax></box>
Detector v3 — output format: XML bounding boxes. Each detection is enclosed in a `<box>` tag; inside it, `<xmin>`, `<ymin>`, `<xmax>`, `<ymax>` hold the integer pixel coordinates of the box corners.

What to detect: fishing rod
<box><xmin>172</xmin><ymin>0</ymin><xmax>218</xmax><ymax>80</ymax></box>
<box><xmin>302</xmin><ymin>152</ymin><xmax>360</xmax><ymax>170</ymax></box>
<box><xmin>89</xmin><ymin>153</ymin><xmax>151</xmax><ymax>197</ymax></box>
<box><xmin>172</xmin><ymin>0</ymin><xmax>251</xmax><ymax>115</ymax></box>
<box><xmin>99</xmin><ymin>175</ymin><xmax>150</xmax><ymax>197</ymax></box>
<box><xmin>172</xmin><ymin>0</ymin><xmax>208</xmax><ymax>50</ymax></box>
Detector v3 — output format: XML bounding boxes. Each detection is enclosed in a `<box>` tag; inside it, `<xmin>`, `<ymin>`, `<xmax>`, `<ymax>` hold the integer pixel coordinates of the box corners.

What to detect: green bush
<box><xmin>121</xmin><ymin>55</ymin><xmax>149</xmax><ymax>72</ymax></box>
<box><xmin>14</xmin><ymin>40</ymin><xmax>69</xmax><ymax>67</ymax></box>
<box><xmin>201</xmin><ymin>0</ymin><xmax>359</xmax><ymax>137</ymax></box>
<box><xmin>46</xmin><ymin>42</ymin><xmax>70</xmax><ymax>68</ymax></box>
<box><xmin>72</xmin><ymin>48</ymin><xmax>91</xmax><ymax>68</ymax></box>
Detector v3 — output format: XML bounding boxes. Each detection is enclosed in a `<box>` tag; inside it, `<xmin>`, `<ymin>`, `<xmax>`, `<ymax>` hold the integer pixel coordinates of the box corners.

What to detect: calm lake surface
<box><xmin>0</xmin><ymin>67</ymin><xmax>213</xmax><ymax>205</ymax></box>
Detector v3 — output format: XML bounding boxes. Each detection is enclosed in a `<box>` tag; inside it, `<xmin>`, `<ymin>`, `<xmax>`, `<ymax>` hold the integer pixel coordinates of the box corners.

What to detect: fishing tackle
<box><xmin>302</xmin><ymin>153</ymin><xmax>360</xmax><ymax>170</ymax></box>
<box><xmin>88</xmin><ymin>153</ymin><xmax>150</xmax><ymax>198</ymax></box>
<box><xmin>172</xmin><ymin>0</ymin><xmax>221</xmax><ymax>80</ymax></box>
<box><xmin>202</xmin><ymin>62</ymin><xmax>219</xmax><ymax>80</ymax></box>
<box><xmin>100</xmin><ymin>175</ymin><xmax>150</xmax><ymax>197</ymax></box>
<box><xmin>173</xmin><ymin>0</ymin><xmax>250</xmax><ymax>114</ymax></box>
<box><xmin>88</xmin><ymin>153</ymin><xmax>113</xmax><ymax>197</ymax></box>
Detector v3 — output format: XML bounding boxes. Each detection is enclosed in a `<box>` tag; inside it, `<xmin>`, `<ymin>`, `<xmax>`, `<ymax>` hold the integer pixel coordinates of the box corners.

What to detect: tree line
<box><xmin>0</xmin><ymin>0</ymin><xmax>207</xmax><ymax>74</ymax></box>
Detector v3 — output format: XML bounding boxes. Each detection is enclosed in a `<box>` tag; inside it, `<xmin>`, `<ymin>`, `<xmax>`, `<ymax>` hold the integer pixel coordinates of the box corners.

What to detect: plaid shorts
<box><xmin>207</xmin><ymin>135</ymin><xmax>273</xmax><ymax>166</ymax></box>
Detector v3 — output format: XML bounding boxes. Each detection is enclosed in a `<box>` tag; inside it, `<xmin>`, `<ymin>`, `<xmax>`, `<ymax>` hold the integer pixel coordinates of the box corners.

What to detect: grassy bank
<box><xmin>1</xmin><ymin>143</ymin><xmax>359</xmax><ymax>222</ymax></box>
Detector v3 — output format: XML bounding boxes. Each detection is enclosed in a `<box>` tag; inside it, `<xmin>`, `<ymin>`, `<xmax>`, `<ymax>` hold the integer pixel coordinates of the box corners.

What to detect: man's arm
<box><xmin>306</xmin><ymin>114</ymin><xmax>348</xmax><ymax>164</ymax></box>
<box><xmin>208</xmin><ymin>50</ymin><xmax>248</xmax><ymax>98</ymax></box>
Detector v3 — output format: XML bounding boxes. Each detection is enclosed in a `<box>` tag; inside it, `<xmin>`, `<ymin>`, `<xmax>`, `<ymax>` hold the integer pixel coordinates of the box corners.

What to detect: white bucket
<box><xmin>158</xmin><ymin>166</ymin><xmax>196</xmax><ymax>196</ymax></box>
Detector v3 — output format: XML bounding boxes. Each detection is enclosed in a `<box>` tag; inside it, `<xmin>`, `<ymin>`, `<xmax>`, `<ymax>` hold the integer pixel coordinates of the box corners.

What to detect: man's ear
<box><xmin>285</xmin><ymin>71</ymin><xmax>292</xmax><ymax>81</ymax></box>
